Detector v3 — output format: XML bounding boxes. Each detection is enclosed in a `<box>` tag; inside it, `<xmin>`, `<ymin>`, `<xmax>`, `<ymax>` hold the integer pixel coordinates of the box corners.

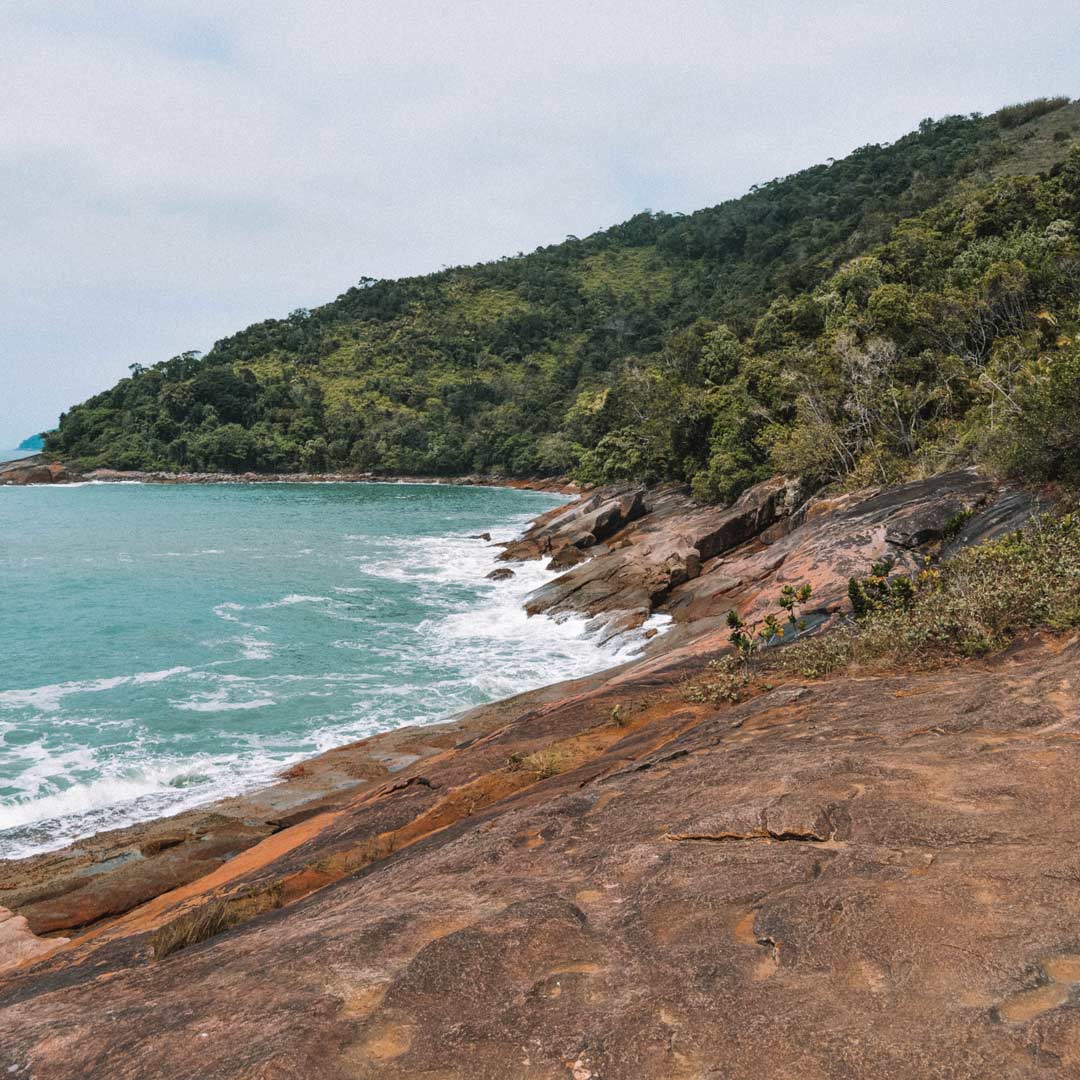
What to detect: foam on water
<box><xmin>0</xmin><ymin>667</ymin><xmax>192</xmax><ymax>714</ymax></box>
<box><xmin>0</xmin><ymin>483</ymin><xmax>668</xmax><ymax>859</ymax></box>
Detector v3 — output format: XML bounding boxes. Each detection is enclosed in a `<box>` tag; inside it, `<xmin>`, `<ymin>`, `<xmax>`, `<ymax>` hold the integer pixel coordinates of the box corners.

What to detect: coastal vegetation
<box><xmin>782</xmin><ymin>509</ymin><xmax>1080</xmax><ymax>676</ymax></box>
<box><xmin>686</xmin><ymin>507</ymin><xmax>1080</xmax><ymax>705</ymax></box>
<box><xmin>48</xmin><ymin>98</ymin><xmax>1080</xmax><ymax>505</ymax></box>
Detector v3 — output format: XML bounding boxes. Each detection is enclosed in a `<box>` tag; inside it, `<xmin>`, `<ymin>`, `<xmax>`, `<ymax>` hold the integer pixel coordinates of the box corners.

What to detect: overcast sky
<box><xmin>1</xmin><ymin>1</ymin><xmax>1077</xmax><ymax>447</ymax></box>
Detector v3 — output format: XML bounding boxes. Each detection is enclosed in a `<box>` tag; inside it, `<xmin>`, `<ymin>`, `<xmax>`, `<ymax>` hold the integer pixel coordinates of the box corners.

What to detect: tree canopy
<box><xmin>48</xmin><ymin>98</ymin><xmax>1080</xmax><ymax>498</ymax></box>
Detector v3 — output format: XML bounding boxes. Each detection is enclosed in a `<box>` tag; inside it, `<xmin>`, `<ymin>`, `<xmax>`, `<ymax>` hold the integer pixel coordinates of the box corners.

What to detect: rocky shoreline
<box><xmin>0</xmin><ymin>453</ymin><xmax>577</xmax><ymax>493</ymax></box>
<box><xmin>5</xmin><ymin>467</ymin><xmax>1078</xmax><ymax>1078</ymax></box>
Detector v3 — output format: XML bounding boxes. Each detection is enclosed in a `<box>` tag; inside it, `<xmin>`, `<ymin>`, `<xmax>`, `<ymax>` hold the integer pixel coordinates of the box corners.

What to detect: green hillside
<box><xmin>48</xmin><ymin>97</ymin><xmax>1080</xmax><ymax>499</ymax></box>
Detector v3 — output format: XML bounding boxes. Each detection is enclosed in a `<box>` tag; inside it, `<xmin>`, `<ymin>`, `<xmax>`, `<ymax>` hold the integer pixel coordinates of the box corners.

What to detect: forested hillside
<box><xmin>48</xmin><ymin>96</ymin><xmax>1080</xmax><ymax>499</ymax></box>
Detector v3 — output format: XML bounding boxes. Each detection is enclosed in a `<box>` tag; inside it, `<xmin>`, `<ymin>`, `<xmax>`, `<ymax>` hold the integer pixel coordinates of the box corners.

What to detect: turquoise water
<box><xmin>0</xmin><ymin>482</ymin><xmax>632</xmax><ymax>859</ymax></box>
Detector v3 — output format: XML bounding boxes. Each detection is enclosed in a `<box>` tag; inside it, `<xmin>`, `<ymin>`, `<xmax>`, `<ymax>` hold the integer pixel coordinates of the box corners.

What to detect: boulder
<box><xmin>499</xmin><ymin>485</ymin><xmax>646</xmax><ymax>562</ymax></box>
<box><xmin>0</xmin><ymin>454</ymin><xmax>69</xmax><ymax>485</ymax></box>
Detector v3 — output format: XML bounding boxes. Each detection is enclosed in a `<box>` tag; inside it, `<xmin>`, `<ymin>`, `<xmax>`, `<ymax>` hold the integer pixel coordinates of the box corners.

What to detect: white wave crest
<box><xmin>0</xmin><ymin>667</ymin><xmax>191</xmax><ymax>713</ymax></box>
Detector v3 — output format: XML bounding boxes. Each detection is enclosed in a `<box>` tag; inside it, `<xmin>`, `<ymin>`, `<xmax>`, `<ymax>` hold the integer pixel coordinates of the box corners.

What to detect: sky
<box><xmin>1</xmin><ymin>1</ymin><xmax>1077</xmax><ymax>448</ymax></box>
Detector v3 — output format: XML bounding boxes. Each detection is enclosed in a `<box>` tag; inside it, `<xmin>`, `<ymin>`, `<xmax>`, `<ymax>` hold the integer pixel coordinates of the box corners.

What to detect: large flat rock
<box><xmin>0</xmin><ymin>467</ymin><xmax>1062</xmax><ymax>1078</ymax></box>
<box><xmin>2</xmin><ymin>633</ymin><xmax>1079</xmax><ymax>1077</ymax></box>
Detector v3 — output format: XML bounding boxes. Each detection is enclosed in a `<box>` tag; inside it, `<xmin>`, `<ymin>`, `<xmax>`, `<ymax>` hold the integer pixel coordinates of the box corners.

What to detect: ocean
<box><xmin>0</xmin><ymin>481</ymin><xmax>645</xmax><ymax>860</ymax></box>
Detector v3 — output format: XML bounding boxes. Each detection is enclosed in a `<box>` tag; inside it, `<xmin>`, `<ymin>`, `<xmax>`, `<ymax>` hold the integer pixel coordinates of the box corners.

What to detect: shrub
<box><xmin>684</xmin><ymin>654</ymin><xmax>748</xmax><ymax>704</ymax></box>
<box><xmin>997</xmin><ymin>346</ymin><xmax>1080</xmax><ymax>486</ymax></box>
<box><xmin>726</xmin><ymin>582</ymin><xmax>813</xmax><ymax>667</ymax></box>
<box><xmin>521</xmin><ymin>750</ymin><xmax>568</xmax><ymax>779</ymax></box>
<box><xmin>847</xmin><ymin>560</ymin><xmax>917</xmax><ymax>618</ymax></box>
<box><xmin>780</xmin><ymin>511</ymin><xmax>1080</xmax><ymax>677</ymax></box>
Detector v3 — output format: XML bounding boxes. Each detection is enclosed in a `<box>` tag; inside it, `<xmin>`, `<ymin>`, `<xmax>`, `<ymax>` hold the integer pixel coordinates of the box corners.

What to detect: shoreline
<box><xmin>0</xmin><ymin>453</ymin><xmax>579</xmax><ymax>493</ymax></box>
<box><xmin>0</xmin><ymin>480</ymin><xmax>600</xmax><ymax>864</ymax></box>
<box><xmin>0</xmin><ymin>468</ymin><xmax>1045</xmax><ymax>962</ymax></box>
<box><xmin>83</xmin><ymin>469</ymin><xmax>579</xmax><ymax>493</ymax></box>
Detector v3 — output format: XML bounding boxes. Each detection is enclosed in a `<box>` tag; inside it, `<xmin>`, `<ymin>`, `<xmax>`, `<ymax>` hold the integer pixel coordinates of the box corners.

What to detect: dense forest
<box><xmin>48</xmin><ymin>96</ymin><xmax>1080</xmax><ymax>500</ymax></box>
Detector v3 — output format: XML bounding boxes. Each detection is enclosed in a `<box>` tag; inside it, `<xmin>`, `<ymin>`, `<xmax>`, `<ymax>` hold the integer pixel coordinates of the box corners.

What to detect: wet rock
<box><xmin>522</xmin><ymin>477</ymin><xmax>786</xmax><ymax>628</ymax></box>
<box><xmin>546</xmin><ymin>544</ymin><xmax>588</xmax><ymax>569</ymax></box>
<box><xmin>0</xmin><ymin>715</ymin><xmax>515</xmax><ymax>936</ymax></box>
<box><xmin>499</xmin><ymin>485</ymin><xmax>646</xmax><ymax>562</ymax></box>
<box><xmin>485</xmin><ymin>567</ymin><xmax>515</xmax><ymax>581</ymax></box>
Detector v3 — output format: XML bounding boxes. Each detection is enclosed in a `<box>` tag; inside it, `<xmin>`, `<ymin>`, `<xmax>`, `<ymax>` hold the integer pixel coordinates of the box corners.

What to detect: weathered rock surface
<box><xmin>517</xmin><ymin>478</ymin><xmax>788</xmax><ymax>639</ymax></box>
<box><xmin>0</xmin><ymin>455</ymin><xmax>68</xmax><ymax>485</ymax></box>
<box><xmin>0</xmin><ymin>711</ymin><xmax>578</xmax><ymax>937</ymax></box>
<box><xmin>0</xmin><ymin>467</ymin><xmax>1066</xmax><ymax>1079</ymax></box>
<box><xmin>503</xmin><ymin>468</ymin><xmax>1032</xmax><ymax>656</ymax></box>
<box><xmin>0</xmin><ymin>908</ymin><xmax>67</xmax><ymax>974</ymax></box>
<box><xmin>2</xmin><ymin>631</ymin><xmax>1079</xmax><ymax>1077</ymax></box>
<box><xmin>659</xmin><ymin>468</ymin><xmax>1018</xmax><ymax>647</ymax></box>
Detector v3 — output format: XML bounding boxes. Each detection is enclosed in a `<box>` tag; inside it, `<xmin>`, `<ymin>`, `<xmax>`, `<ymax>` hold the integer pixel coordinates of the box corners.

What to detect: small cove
<box><xmin>0</xmin><ymin>481</ymin><xmax>642</xmax><ymax>859</ymax></box>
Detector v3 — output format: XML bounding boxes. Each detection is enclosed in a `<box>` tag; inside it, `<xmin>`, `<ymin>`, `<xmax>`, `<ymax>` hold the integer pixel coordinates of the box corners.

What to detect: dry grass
<box><xmin>520</xmin><ymin>750</ymin><xmax>568</xmax><ymax>780</ymax></box>
<box><xmin>683</xmin><ymin>655</ymin><xmax>748</xmax><ymax>704</ymax></box>
<box><xmin>151</xmin><ymin>884</ymin><xmax>283</xmax><ymax>960</ymax></box>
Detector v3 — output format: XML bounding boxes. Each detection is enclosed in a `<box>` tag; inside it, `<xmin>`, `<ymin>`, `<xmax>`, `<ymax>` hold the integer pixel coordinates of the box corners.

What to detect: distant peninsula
<box><xmin>17</xmin><ymin>434</ymin><xmax>44</xmax><ymax>451</ymax></box>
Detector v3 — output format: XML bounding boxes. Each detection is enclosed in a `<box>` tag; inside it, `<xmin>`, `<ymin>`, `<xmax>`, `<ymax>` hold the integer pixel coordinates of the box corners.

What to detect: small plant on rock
<box><xmin>778</xmin><ymin>582</ymin><xmax>813</xmax><ymax>636</ymax></box>
<box><xmin>726</xmin><ymin>608</ymin><xmax>754</xmax><ymax>665</ymax></box>
<box><xmin>726</xmin><ymin>580</ymin><xmax>814</xmax><ymax>669</ymax></box>
<box><xmin>522</xmin><ymin>749</ymin><xmax>567</xmax><ymax>779</ymax></box>
<box><xmin>684</xmin><ymin>654</ymin><xmax>748</xmax><ymax>704</ymax></box>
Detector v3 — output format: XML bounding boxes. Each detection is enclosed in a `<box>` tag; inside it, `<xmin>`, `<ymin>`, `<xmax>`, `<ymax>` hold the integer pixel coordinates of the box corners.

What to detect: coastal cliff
<box><xmin>5</xmin><ymin>469</ymin><xmax>1079</xmax><ymax>1077</ymax></box>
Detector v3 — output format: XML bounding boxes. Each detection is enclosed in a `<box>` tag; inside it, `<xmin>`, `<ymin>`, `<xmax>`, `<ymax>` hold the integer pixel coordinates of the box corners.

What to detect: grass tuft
<box><xmin>150</xmin><ymin>884</ymin><xmax>283</xmax><ymax>960</ymax></box>
<box><xmin>684</xmin><ymin>655</ymin><xmax>748</xmax><ymax>704</ymax></box>
<box><xmin>521</xmin><ymin>750</ymin><xmax>568</xmax><ymax>780</ymax></box>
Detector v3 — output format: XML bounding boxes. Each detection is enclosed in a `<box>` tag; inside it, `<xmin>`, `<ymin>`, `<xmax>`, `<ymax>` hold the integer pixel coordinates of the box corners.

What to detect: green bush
<box><xmin>992</xmin><ymin>97</ymin><xmax>1072</xmax><ymax>130</ymax></box>
<box><xmin>996</xmin><ymin>345</ymin><xmax>1080</xmax><ymax>485</ymax></box>
<box><xmin>781</xmin><ymin>512</ymin><xmax>1080</xmax><ymax>677</ymax></box>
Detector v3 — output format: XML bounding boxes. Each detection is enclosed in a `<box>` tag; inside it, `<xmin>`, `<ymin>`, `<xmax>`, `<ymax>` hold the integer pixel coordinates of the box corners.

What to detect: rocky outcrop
<box><xmin>2</xmin><ymin>629</ymin><xmax>1079</xmax><ymax>1077</ymax></box>
<box><xmin>0</xmin><ymin>455</ymin><xmax>68</xmax><ymax>485</ymax></box>
<box><xmin>513</xmin><ymin>478</ymin><xmax>788</xmax><ymax>640</ymax></box>
<box><xmin>499</xmin><ymin>485</ymin><xmax>649</xmax><ymax>562</ymax></box>
<box><xmin>0</xmin><ymin>467</ymin><xmax>1066</xmax><ymax>1079</ymax></box>
<box><xmin>0</xmin><ymin>710</ymin><xmax>582</xmax><ymax>937</ymax></box>
<box><xmin>502</xmin><ymin>468</ymin><xmax>1035</xmax><ymax>653</ymax></box>
<box><xmin>658</xmin><ymin>468</ymin><xmax>1030</xmax><ymax>647</ymax></box>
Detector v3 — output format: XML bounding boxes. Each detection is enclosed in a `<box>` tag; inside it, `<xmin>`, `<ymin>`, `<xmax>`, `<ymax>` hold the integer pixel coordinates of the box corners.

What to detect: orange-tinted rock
<box><xmin>0</xmin><ymin>908</ymin><xmax>67</xmax><ymax>974</ymax></box>
<box><xmin>0</xmin><ymin>468</ymin><xmax>1064</xmax><ymax>1079</ymax></box>
<box><xmin>3</xmin><ymin>634</ymin><xmax>1080</xmax><ymax>1077</ymax></box>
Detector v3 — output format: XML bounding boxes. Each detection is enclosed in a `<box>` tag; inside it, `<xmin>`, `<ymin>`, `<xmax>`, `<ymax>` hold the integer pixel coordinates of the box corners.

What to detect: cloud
<box><xmin>1</xmin><ymin>0</ymin><xmax>1077</xmax><ymax>445</ymax></box>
